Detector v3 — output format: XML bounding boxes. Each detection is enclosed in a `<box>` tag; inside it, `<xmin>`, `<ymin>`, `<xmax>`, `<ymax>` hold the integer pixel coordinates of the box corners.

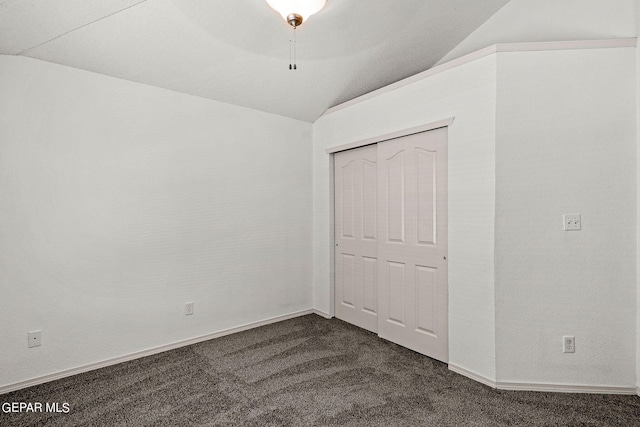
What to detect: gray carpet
<box><xmin>2</xmin><ymin>314</ymin><xmax>639</xmax><ymax>426</ymax></box>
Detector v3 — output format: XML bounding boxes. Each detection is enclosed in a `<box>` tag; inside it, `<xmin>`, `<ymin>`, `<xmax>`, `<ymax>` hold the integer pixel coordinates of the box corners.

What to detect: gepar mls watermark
<box><xmin>2</xmin><ymin>402</ymin><xmax>70</xmax><ymax>414</ymax></box>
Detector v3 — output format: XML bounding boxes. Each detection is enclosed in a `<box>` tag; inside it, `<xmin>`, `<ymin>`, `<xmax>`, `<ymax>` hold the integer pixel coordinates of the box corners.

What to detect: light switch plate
<box><xmin>563</xmin><ymin>214</ymin><xmax>581</xmax><ymax>231</ymax></box>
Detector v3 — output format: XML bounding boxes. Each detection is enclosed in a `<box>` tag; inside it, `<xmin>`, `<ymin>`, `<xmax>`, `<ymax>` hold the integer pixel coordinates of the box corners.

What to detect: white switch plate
<box><xmin>28</xmin><ymin>330</ymin><xmax>42</xmax><ymax>348</ymax></box>
<box><xmin>563</xmin><ymin>214</ymin><xmax>581</xmax><ymax>231</ymax></box>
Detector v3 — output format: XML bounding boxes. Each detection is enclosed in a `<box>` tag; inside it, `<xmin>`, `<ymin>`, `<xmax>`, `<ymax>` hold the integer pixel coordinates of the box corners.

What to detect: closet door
<box><xmin>377</xmin><ymin>127</ymin><xmax>448</xmax><ymax>362</ymax></box>
<box><xmin>334</xmin><ymin>144</ymin><xmax>378</xmax><ymax>333</ymax></box>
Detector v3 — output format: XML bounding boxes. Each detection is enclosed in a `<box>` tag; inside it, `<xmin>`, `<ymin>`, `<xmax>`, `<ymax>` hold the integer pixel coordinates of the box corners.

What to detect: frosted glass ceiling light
<box><xmin>266</xmin><ymin>0</ymin><xmax>326</xmax><ymax>70</ymax></box>
<box><xmin>266</xmin><ymin>0</ymin><xmax>327</xmax><ymax>28</ymax></box>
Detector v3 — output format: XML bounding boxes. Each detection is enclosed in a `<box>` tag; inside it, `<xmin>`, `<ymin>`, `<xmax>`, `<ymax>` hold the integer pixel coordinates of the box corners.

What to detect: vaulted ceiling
<box><xmin>0</xmin><ymin>0</ymin><xmax>509</xmax><ymax>122</ymax></box>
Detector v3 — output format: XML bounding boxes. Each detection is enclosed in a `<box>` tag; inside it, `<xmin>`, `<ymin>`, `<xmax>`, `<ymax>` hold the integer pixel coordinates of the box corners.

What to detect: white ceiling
<box><xmin>0</xmin><ymin>0</ymin><xmax>509</xmax><ymax>122</ymax></box>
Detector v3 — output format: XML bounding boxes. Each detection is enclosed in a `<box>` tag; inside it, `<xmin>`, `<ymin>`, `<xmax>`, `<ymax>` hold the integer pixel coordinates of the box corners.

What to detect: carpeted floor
<box><xmin>2</xmin><ymin>314</ymin><xmax>639</xmax><ymax>426</ymax></box>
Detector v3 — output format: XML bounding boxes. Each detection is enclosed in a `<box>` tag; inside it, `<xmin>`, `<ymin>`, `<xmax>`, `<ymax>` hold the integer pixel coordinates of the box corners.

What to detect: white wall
<box><xmin>0</xmin><ymin>56</ymin><xmax>313</xmax><ymax>389</ymax></box>
<box><xmin>495</xmin><ymin>48</ymin><xmax>637</xmax><ymax>387</ymax></box>
<box><xmin>437</xmin><ymin>0</ymin><xmax>638</xmax><ymax>66</ymax></box>
<box><xmin>313</xmin><ymin>56</ymin><xmax>499</xmax><ymax>380</ymax></box>
<box><xmin>636</xmin><ymin>4</ymin><xmax>640</xmax><ymax>395</ymax></box>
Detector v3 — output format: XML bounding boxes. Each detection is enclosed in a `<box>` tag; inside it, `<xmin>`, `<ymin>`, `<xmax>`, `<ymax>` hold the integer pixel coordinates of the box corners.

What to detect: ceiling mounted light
<box><xmin>265</xmin><ymin>0</ymin><xmax>327</xmax><ymax>28</ymax></box>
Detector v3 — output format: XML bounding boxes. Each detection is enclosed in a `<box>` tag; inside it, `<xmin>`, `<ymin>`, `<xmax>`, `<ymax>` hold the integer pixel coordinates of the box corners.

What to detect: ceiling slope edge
<box><xmin>2</xmin><ymin>0</ymin><xmax>148</xmax><ymax>55</ymax></box>
<box><xmin>321</xmin><ymin>38</ymin><xmax>637</xmax><ymax>119</ymax></box>
<box><xmin>2</xmin><ymin>54</ymin><xmax>313</xmax><ymax>124</ymax></box>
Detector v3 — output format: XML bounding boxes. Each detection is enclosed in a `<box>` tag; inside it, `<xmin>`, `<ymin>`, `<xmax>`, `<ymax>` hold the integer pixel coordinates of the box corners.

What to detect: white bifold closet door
<box><xmin>334</xmin><ymin>127</ymin><xmax>448</xmax><ymax>363</ymax></box>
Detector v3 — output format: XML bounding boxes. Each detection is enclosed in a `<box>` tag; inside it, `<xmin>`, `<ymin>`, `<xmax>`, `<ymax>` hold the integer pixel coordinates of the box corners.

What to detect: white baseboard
<box><xmin>496</xmin><ymin>381</ymin><xmax>637</xmax><ymax>395</ymax></box>
<box><xmin>0</xmin><ymin>309</ymin><xmax>317</xmax><ymax>395</ymax></box>
<box><xmin>5</xmin><ymin>314</ymin><xmax>634</xmax><ymax>398</ymax></box>
<box><xmin>448</xmin><ymin>363</ymin><xmax>637</xmax><ymax>395</ymax></box>
<box><xmin>312</xmin><ymin>309</ymin><xmax>332</xmax><ymax>319</ymax></box>
<box><xmin>448</xmin><ymin>364</ymin><xmax>497</xmax><ymax>388</ymax></box>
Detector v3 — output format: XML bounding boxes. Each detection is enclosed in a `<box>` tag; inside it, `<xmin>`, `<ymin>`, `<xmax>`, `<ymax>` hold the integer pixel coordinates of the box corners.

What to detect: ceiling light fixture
<box><xmin>265</xmin><ymin>0</ymin><xmax>326</xmax><ymax>28</ymax></box>
<box><xmin>265</xmin><ymin>0</ymin><xmax>327</xmax><ymax>70</ymax></box>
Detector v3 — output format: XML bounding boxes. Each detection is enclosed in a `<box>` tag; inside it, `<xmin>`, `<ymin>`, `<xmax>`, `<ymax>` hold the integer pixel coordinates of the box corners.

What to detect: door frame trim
<box><xmin>328</xmin><ymin>117</ymin><xmax>454</xmax><ymax>319</ymax></box>
<box><xmin>325</xmin><ymin>117</ymin><xmax>455</xmax><ymax>154</ymax></box>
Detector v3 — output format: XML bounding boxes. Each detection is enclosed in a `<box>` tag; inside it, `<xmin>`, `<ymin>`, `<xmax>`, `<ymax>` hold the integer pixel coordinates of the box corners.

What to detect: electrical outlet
<box><xmin>28</xmin><ymin>330</ymin><xmax>42</xmax><ymax>348</ymax></box>
<box><xmin>563</xmin><ymin>214</ymin><xmax>581</xmax><ymax>231</ymax></box>
<box><xmin>185</xmin><ymin>302</ymin><xmax>194</xmax><ymax>316</ymax></box>
<box><xmin>563</xmin><ymin>335</ymin><xmax>575</xmax><ymax>353</ymax></box>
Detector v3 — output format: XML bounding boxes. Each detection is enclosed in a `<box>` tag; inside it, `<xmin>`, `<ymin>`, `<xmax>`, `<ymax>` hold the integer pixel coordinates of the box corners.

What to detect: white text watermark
<box><xmin>1</xmin><ymin>402</ymin><xmax>70</xmax><ymax>414</ymax></box>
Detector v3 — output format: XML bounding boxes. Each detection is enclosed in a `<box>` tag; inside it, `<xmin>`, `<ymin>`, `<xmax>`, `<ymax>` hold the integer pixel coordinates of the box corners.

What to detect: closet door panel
<box><xmin>377</xmin><ymin>128</ymin><xmax>448</xmax><ymax>363</ymax></box>
<box><xmin>334</xmin><ymin>145</ymin><xmax>378</xmax><ymax>333</ymax></box>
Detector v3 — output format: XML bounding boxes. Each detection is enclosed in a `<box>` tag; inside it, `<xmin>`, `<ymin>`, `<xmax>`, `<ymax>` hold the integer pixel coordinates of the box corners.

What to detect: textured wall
<box><xmin>0</xmin><ymin>56</ymin><xmax>313</xmax><ymax>388</ymax></box>
<box><xmin>494</xmin><ymin>48</ymin><xmax>637</xmax><ymax>387</ymax></box>
<box><xmin>433</xmin><ymin>0</ymin><xmax>639</xmax><ymax>395</ymax></box>
<box><xmin>313</xmin><ymin>56</ymin><xmax>498</xmax><ymax>381</ymax></box>
<box><xmin>637</xmin><ymin>5</ymin><xmax>640</xmax><ymax>395</ymax></box>
<box><xmin>314</xmin><ymin>43</ymin><xmax>638</xmax><ymax>388</ymax></box>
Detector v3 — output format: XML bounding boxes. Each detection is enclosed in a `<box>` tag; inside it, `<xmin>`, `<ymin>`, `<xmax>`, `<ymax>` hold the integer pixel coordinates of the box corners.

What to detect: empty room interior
<box><xmin>1</xmin><ymin>0</ymin><xmax>640</xmax><ymax>425</ymax></box>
